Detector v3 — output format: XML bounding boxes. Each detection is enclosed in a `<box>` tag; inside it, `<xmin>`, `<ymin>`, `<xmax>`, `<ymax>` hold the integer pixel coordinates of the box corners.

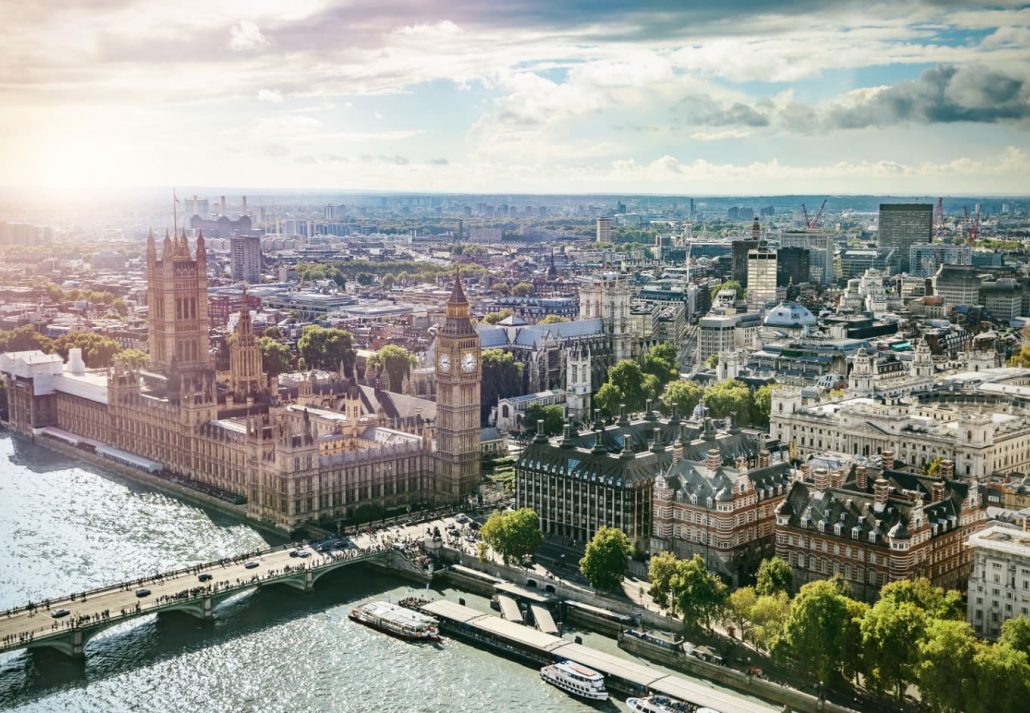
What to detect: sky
<box><xmin>1</xmin><ymin>0</ymin><xmax>1029</xmax><ymax>195</ymax></box>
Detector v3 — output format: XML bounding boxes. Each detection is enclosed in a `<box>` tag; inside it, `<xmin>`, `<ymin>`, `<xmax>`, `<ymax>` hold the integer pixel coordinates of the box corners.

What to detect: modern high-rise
<box><xmin>747</xmin><ymin>247</ymin><xmax>777</xmax><ymax>308</ymax></box>
<box><xmin>780</xmin><ymin>229</ymin><xmax>834</xmax><ymax>285</ymax></box>
<box><xmin>878</xmin><ymin>204</ymin><xmax>932</xmax><ymax>273</ymax></box>
<box><xmin>909</xmin><ymin>243</ymin><xmax>972</xmax><ymax>278</ymax></box>
<box><xmin>777</xmin><ymin>246</ymin><xmax>810</xmax><ymax>287</ymax></box>
<box><xmin>732</xmin><ymin>239</ymin><xmax>760</xmax><ymax>286</ymax></box>
<box><xmin>596</xmin><ymin>216</ymin><xmax>612</xmax><ymax>243</ymax></box>
<box><xmin>230</xmin><ymin>234</ymin><xmax>262</xmax><ymax>283</ymax></box>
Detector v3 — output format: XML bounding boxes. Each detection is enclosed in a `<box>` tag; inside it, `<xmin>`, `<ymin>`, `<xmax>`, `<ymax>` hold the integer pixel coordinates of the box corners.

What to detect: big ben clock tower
<box><xmin>434</xmin><ymin>269</ymin><xmax>481</xmax><ymax>503</ymax></box>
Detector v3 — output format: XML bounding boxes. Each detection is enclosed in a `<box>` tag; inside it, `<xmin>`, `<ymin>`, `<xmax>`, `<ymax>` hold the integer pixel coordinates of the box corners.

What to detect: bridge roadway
<box><xmin>0</xmin><ymin>515</ymin><xmax>457</xmax><ymax>658</ymax></box>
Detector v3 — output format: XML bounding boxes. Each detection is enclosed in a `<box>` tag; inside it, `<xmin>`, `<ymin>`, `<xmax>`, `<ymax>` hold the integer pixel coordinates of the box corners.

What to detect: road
<box><xmin>0</xmin><ymin>512</ymin><xmax>479</xmax><ymax>654</ymax></box>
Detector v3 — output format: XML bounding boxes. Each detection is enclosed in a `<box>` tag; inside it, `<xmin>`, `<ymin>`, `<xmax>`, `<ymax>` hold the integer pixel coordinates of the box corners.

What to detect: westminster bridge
<box><xmin>0</xmin><ymin>519</ymin><xmax>444</xmax><ymax>659</ymax></box>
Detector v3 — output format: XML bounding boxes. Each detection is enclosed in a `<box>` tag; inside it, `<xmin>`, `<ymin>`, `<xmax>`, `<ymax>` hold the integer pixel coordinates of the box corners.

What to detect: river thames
<box><xmin>0</xmin><ymin>434</ymin><xmax>773</xmax><ymax>713</ymax></box>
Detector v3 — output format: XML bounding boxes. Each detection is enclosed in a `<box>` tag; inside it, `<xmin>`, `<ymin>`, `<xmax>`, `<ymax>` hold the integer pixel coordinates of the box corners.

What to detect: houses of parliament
<box><xmin>0</xmin><ymin>231</ymin><xmax>482</xmax><ymax>530</ymax></box>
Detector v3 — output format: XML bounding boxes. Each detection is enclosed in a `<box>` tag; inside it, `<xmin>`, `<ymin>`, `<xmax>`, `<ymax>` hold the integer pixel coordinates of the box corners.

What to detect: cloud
<box><xmin>257</xmin><ymin>89</ymin><xmax>283</xmax><ymax>103</ymax></box>
<box><xmin>229</xmin><ymin>20</ymin><xmax>268</xmax><ymax>52</ymax></box>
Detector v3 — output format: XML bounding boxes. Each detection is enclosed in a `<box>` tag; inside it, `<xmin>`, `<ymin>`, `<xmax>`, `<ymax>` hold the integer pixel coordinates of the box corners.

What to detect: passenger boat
<box><xmin>626</xmin><ymin>695</ymin><xmax>720</xmax><ymax>713</ymax></box>
<box><xmin>539</xmin><ymin>660</ymin><xmax>609</xmax><ymax>701</ymax></box>
<box><xmin>348</xmin><ymin>601</ymin><xmax>440</xmax><ymax>641</ymax></box>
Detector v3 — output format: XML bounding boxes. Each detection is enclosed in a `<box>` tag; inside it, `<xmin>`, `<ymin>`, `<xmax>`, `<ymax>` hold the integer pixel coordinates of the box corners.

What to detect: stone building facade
<box><xmin>966</xmin><ymin>523</ymin><xmax>1030</xmax><ymax>639</ymax></box>
<box><xmin>774</xmin><ymin>454</ymin><xmax>986</xmax><ymax>601</ymax></box>
<box><xmin>651</xmin><ymin>446</ymin><xmax>792</xmax><ymax>585</ymax></box>
<box><xmin>2</xmin><ymin>232</ymin><xmax>481</xmax><ymax>531</ymax></box>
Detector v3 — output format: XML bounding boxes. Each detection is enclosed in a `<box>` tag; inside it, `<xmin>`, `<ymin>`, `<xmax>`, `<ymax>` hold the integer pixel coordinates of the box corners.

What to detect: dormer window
<box><xmin>707</xmin><ymin>497</ymin><xmax>713</xmax><ymax>508</ymax></box>
<box><xmin>834</xmin><ymin>523</ymin><xmax>843</xmax><ymax>536</ymax></box>
<box><xmin>690</xmin><ymin>493</ymin><xmax>697</xmax><ymax>505</ymax></box>
<box><xmin>869</xmin><ymin>531</ymin><xmax>877</xmax><ymax>543</ymax></box>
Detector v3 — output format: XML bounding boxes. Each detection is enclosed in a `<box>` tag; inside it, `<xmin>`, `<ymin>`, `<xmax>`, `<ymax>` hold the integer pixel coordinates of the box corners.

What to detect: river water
<box><xmin>0</xmin><ymin>434</ymin><xmax>773</xmax><ymax>713</ymax></box>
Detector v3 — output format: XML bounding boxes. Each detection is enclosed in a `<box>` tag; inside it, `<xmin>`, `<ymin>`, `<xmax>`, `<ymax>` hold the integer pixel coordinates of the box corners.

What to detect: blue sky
<box><xmin>1</xmin><ymin>1</ymin><xmax>1028</xmax><ymax>194</ymax></box>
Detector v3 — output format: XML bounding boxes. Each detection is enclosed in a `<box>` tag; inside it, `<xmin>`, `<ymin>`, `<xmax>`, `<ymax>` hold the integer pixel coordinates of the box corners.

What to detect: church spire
<box><xmin>447</xmin><ymin>267</ymin><xmax>467</xmax><ymax>305</ymax></box>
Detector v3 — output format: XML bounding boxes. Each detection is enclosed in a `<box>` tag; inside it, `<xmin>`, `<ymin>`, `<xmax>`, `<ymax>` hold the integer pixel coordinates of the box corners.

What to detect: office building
<box><xmin>230</xmin><ymin>234</ymin><xmax>262</xmax><ymax>283</ymax></box>
<box><xmin>780</xmin><ymin>229</ymin><xmax>834</xmax><ymax>285</ymax></box>
<box><xmin>878</xmin><ymin>204</ymin><xmax>932</xmax><ymax>273</ymax></box>
<box><xmin>966</xmin><ymin>523</ymin><xmax>1030</xmax><ymax>638</ymax></box>
<box><xmin>909</xmin><ymin>243</ymin><xmax>972</xmax><ymax>278</ymax></box>
<box><xmin>596</xmin><ymin>217</ymin><xmax>612</xmax><ymax>243</ymax></box>
<box><xmin>776</xmin><ymin>454</ymin><xmax>986</xmax><ymax>601</ymax></box>
<box><xmin>747</xmin><ymin>247</ymin><xmax>777</xmax><ymax>308</ymax></box>
<box><xmin>777</xmin><ymin>247</ymin><xmax>810</xmax><ymax>287</ymax></box>
<box><xmin>732</xmin><ymin>239</ymin><xmax>760</xmax><ymax>287</ymax></box>
<box><xmin>933</xmin><ymin>264</ymin><xmax>981</xmax><ymax>308</ymax></box>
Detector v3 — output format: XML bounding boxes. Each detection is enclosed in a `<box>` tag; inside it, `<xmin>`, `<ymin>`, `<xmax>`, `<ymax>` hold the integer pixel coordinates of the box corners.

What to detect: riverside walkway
<box><xmin>0</xmin><ymin>521</ymin><xmax>440</xmax><ymax>658</ymax></box>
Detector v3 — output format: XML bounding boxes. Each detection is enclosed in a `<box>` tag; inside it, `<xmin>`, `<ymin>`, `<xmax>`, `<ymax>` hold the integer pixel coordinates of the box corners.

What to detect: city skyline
<box><xmin>2</xmin><ymin>1</ymin><xmax>1029</xmax><ymax>195</ymax></box>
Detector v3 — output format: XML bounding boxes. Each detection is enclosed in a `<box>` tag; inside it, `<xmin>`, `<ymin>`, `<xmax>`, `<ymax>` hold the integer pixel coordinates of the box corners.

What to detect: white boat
<box><xmin>540</xmin><ymin>660</ymin><xmax>609</xmax><ymax>701</ymax></box>
<box><xmin>627</xmin><ymin>695</ymin><xmax>720</xmax><ymax>713</ymax></box>
<box><xmin>348</xmin><ymin>601</ymin><xmax>440</xmax><ymax>641</ymax></box>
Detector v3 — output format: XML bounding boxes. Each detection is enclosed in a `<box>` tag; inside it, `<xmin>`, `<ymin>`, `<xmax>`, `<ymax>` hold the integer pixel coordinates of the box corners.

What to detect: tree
<box><xmin>750</xmin><ymin>592</ymin><xmax>791</xmax><ymax>653</ymax></box>
<box><xmin>262</xmin><ymin>326</ymin><xmax>282</xmax><ymax>340</ymax></box>
<box><xmin>860</xmin><ymin>600</ymin><xmax>926</xmax><ymax>698</ymax></box>
<box><xmin>661</xmin><ymin>379</ymin><xmax>704</xmax><ymax>417</ymax></box>
<box><xmin>297</xmin><ymin>326</ymin><xmax>355</xmax><ymax>373</ymax></box>
<box><xmin>606</xmin><ymin>360</ymin><xmax>659</xmax><ymax>412</ymax></box>
<box><xmin>878</xmin><ymin>578</ymin><xmax>963</xmax><ymax>621</ymax></box>
<box><xmin>116</xmin><ymin>348</ymin><xmax>149</xmax><ymax>370</ymax></box>
<box><xmin>967</xmin><ymin>642</ymin><xmax>1030</xmax><ymax>713</ymax></box>
<box><xmin>511</xmin><ymin>282</ymin><xmax>535</xmax><ymax>297</ymax></box>
<box><xmin>642</xmin><ymin>343</ymin><xmax>678</xmax><ymax>387</ymax></box>
<box><xmin>726</xmin><ymin>586</ymin><xmax>757</xmax><ymax>641</ymax></box>
<box><xmin>258</xmin><ymin>336</ymin><xmax>294</xmax><ymax>376</ymax></box>
<box><xmin>922</xmin><ymin>455</ymin><xmax>945</xmax><ymax>477</ymax></box>
<box><xmin>481</xmin><ymin>348</ymin><xmax>524</xmax><ymax>424</ymax></box>
<box><xmin>917</xmin><ymin>619</ymin><xmax>977</xmax><ymax>713</ymax></box>
<box><xmin>777</xmin><ymin>579</ymin><xmax>853</xmax><ymax>684</ymax></box>
<box><xmin>480</xmin><ymin>508</ymin><xmax>544</xmax><ymax>566</ymax></box>
<box><xmin>381</xmin><ymin>274</ymin><xmax>395</xmax><ymax>290</ymax></box>
<box><xmin>52</xmin><ymin>331</ymin><xmax>122</xmax><ymax>367</ymax></box>
<box><xmin>840</xmin><ymin>597</ymin><xmax>869</xmax><ymax>686</ymax></box>
<box><xmin>375</xmin><ymin>344</ymin><xmax>416</xmax><ymax>390</ymax></box>
<box><xmin>0</xmin><ymin>325</ymin><xmax>52</xmax><ymax>353</ymax></box>
<box><xmin>111</xmin><ymin>298</ymin><xmax>129</xmax><ymax>317</ymax></box>
<box><xmin>579</xmin><ymin>527</ymin><xmax>632</xmax><ymax>591</ymax></box>
<box><xmin>491</xmin><ymin>281</ymin><xmax>510</xmax><ymax>296</ymax></box>
<box><xmin>704</xmin><ymin>353</ymin><xmax>719</xmax><ymax>369</ymax></box>
<box><xmin>999</xmin><ymin>615</ymin><xmax>1030</xmax><ymax>656</ymax></box>
<box><xmin>755</xmin><ymin>556</ymin><xmax>793</xmax><ymax>597</ymax></box>
<box><xmin>671</xmin><ymin>555</ymin><xmax>727</xmax><ymax>630</ymax></box>
<box><xmin>593</xmin><ymin>382</ymin><xmax>626</xmax><ymax>419</ymax></box>
<box><xmin>539</xmin><ymin>314</ymin><xmax>568</xmax><ymax>324</ymax></box>
<box><xmin>482</xmin><ymin>308</ymin><xmax>513</xmax><ymax>325</ymax></box>
<box><xmin>523</xmin><ymin>404</ymin><xmax>564</xmax><ymax>436</ymax></box>
<box><xmin>711</xmin><ymin>280</ymin><xmax>746</xmax><ymax>301</ymax></box>
<box><xmin>1009</xmin><ymin>344</ymin><xmax>1030</xmax><ymax>368</ymax></box>
<box><xmin>752</xmin><ymin>384</ymin><xmax>776</xmax><ymax>428</ymax></box>
<box><xmin>647</xmin><ymin>551</ymin><xmax>680</xmax><ymax>611</ymax></box>
<box><xmin>703</xmin><ymin>379</ymin><xmax>753</xmax><ymax>425</ymax></box>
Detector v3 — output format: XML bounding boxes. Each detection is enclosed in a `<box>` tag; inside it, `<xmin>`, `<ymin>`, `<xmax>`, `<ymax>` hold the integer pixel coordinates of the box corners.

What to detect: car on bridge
<box><xmin>50</xmin><ymin>608</ymin><xmax>70</xmax><ymax>618</ymax></box>
<box><xmin>244</xmin><ymin>560</ymin><xmax>259</xmax><ymax>569</ymax></box>
<box><xmin>135</xmin><ymin>588</ymin><xmax>151</xmax><ymax>598</ymax></box>
<box><xmin>198</xmin><ymin>573</ymin><xmax>213</xmax><ymax>582</ymax></box>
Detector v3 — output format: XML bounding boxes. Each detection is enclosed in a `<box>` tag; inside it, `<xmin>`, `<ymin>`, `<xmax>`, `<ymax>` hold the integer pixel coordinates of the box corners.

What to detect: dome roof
<box><xmin>764</xmin><ymin>302</ymin><xmax>817</xmax><ymax>328</ymax></box>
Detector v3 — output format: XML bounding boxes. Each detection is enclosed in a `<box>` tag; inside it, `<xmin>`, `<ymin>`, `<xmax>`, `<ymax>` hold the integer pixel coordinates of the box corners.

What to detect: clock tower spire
<box><xmin>434</xmin><ymin>268</ymin><xmax>481</xmax><ymax>503</ymax></box>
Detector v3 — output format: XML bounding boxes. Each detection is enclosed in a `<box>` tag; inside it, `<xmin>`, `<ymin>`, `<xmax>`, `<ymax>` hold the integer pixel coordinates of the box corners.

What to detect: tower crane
<box><xmin>933</xmin><ymin>198</ymin><xmax>946</xmax><ymax>241</ymax></box>
<box><xmin>964</xmin><ymin>204</ymin><xmax>981</xmax><ymax>246</ymax></box>
<box><xmin>802</xmin><ymin>199</ymin><xmax>827</xmax><ymax>229</ymax></box>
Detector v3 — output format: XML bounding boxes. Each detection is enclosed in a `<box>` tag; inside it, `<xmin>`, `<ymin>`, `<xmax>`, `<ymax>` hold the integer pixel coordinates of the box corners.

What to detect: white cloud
<box><xmin>257</xmin><ymin>89</ymin><xmax>283</xmax><ymax>103</ymax></box>
<box><xmin>229</xmin><ymin>20</ymin><xmax>269</xmax><ymax>52</ymax></box>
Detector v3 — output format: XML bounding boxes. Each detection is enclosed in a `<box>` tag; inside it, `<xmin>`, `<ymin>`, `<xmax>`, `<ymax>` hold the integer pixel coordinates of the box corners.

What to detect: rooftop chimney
<box><xmin>758</xmin><ymin>449</ymin><xmax>770</xmax><ymax>468</ymax></box>
<box><xmin>651</xmin><ymin>427</ymin><xmax>663</xmax><ymax>453</ymax></box>
<box><xmin>856</xmin><ymin>465</ymin><xmax>868</xmax><ymax>491</ymax></box>
<box><xmin>67</xmin><ymin>348</ymin><xmax>86</xmax><ymax>375</ymax></box>
<box><xmin>882</xmin><ymin>449</ymin><xmax>895</xmax><ymax>470</ymax></box>
<box><xmin>672</xmin><ymin>436</ymin><xmax>684</xmax><ymax>465</ymax></box>
<box><xmin>707</xmin><ymin>448</ymin><xmax>721</xmax><ymax>471</ymax></box>
<box><xmin>939</xmin><ymin>459</ymin><xmax>954</xmax><ymax>480</ymax></box>
<box><xmin>618</xmin><ymin>403</ymin><xmax>629</xmax><ymax>426</ymax></box>
<box><xmin>874</xmin><ymin>478</ymin><xmax>890</xmax><ymax>508</ymax></box>
<box><xmin>814</xmin><ymin>467</ymin><xmax>829</xmax><ymax>492</ymax></box>
<box><xmin>931</xmin><ymin>480</ymin><xmax>945</xmax><ymax>502</ymax></box>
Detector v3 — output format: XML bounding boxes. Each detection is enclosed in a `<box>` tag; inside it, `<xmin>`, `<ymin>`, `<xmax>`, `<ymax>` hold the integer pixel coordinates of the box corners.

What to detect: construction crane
<box><xmin>802</xmin><ymin>199</ymin><xmax>827</xmax><ymax>229</ymax></box>
<box><xmin>964</xmin><ymin>204</ymin><xmax>981</xmax><ymax>246</ymax></box>
<box><xmin>933</xmin><ymin>198</ymin><xmax>946</xmax><ymax>241</ymax></box>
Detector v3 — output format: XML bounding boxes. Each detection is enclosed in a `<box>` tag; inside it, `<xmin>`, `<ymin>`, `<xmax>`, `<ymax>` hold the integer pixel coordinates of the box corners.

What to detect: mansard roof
<box><xmin>475</xmin><ymin>317</ymin><xmax>606</xmax><ymax>350</ymax></box>
<box><xmin>664</xmin><ymin>459</ymin><xmax>791</xmax><ymax>505</ymax></box>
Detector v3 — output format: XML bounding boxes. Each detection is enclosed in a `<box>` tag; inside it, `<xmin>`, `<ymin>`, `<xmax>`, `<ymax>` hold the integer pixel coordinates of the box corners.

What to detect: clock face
<box><xmin>438</xmin><ymin>354</ymin><xmax>450</xmax><ymax>373</ymax></box>
<box><xmin>461</xmin><ymin>352</ymin><xmax>477</xmax><ymax>373</ymax></box>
